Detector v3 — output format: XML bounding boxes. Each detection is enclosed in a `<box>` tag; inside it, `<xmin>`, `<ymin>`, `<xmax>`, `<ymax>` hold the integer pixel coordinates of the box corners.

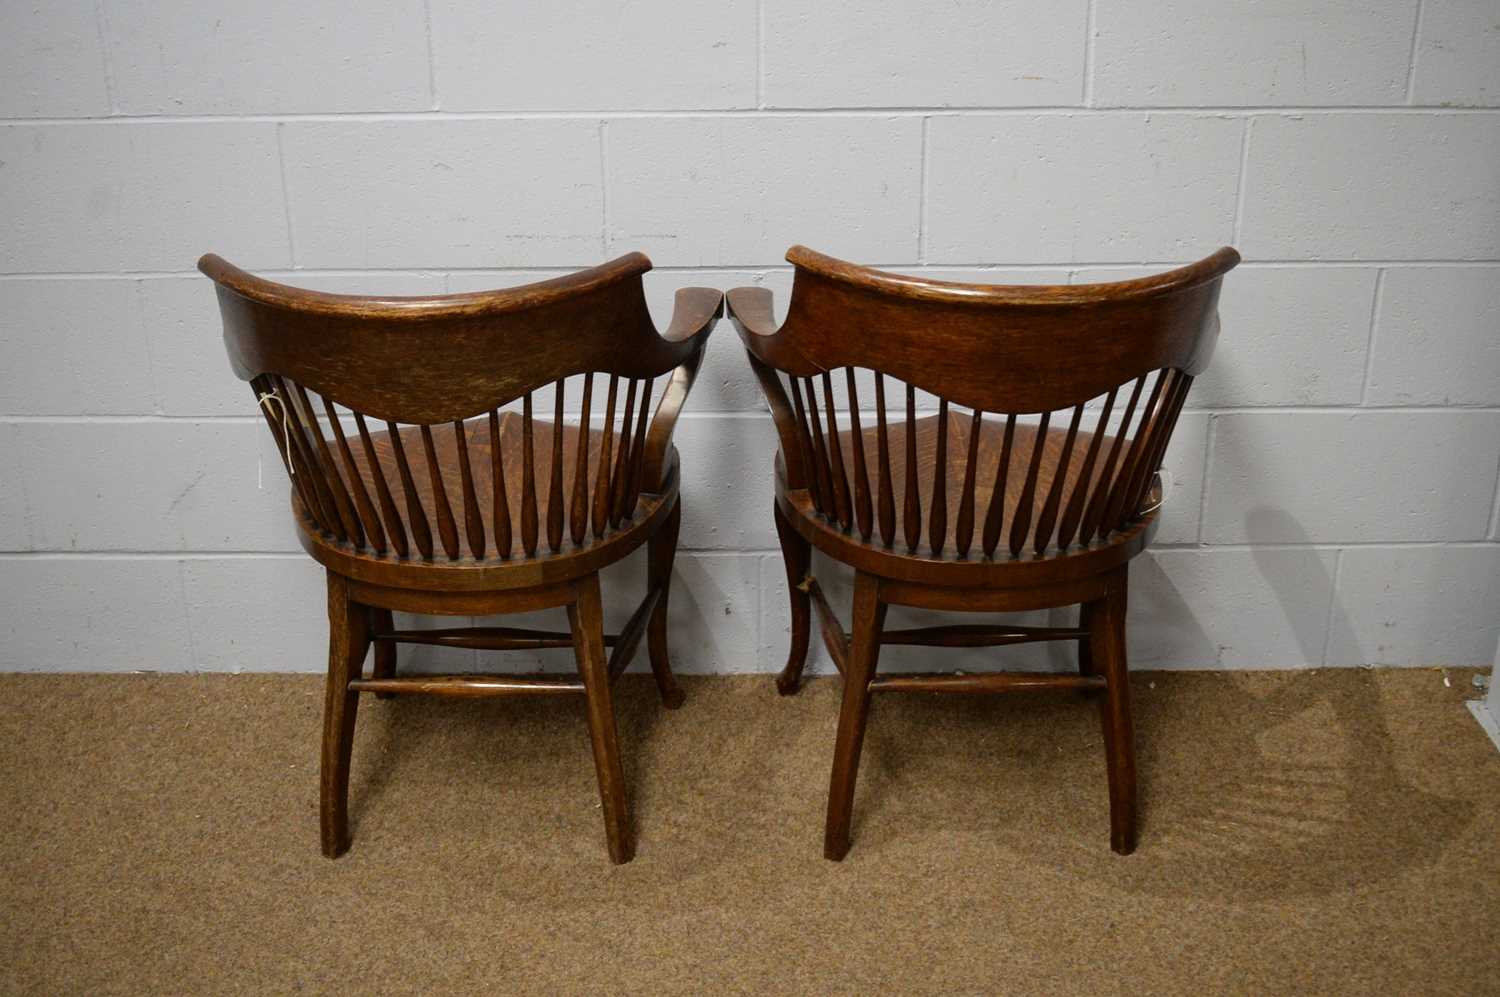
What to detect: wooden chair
<box><xmin>729</xmin><ymin>246</ymin><xmax>1238</xmax><ymax>859</ymax></box>
<box><xmin>199</xmin><ymin>253</ymin><xmax>721</xmax><ymax>864</ymax></box>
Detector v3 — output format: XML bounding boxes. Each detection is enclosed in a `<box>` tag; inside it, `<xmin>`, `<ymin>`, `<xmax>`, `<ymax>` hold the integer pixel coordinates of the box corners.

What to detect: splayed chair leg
<box><xmin>321</xmin><ymin>570</ymin><xmax>369</xmax><ymax>858</ymax></box>
<box><xmin>823</xmin><ymin>571</ymin><xmax>886</xmax><ymax>860</ymax></box>
<box><xmin>570</xmin><ymin>573</ymin><xmax>633</xmax><ymax>864</ymax></box>
<box><xmin>646</xmin><ymin>497</ymin><xmax>686</xmax><ymax>709</ymax></box>
<box><xmin>773</xmin><ymin>500</ymin><xmax>813</xmax><ymax>695</ymax></box>
<box><xmin>1090</xmin><ymin>568</ymin><xmax>1137</xmax><ymax>855</ymax></box>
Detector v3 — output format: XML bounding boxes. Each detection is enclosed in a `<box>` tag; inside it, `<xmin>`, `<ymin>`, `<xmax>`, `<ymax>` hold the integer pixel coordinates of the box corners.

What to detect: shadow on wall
<box><xmin>1106</xmin><ymin>506</ymin><xmax>1471</xmax><ymax>899</ymax></box>
<box><xmin>848</xmin><ymin>508</ymin><xmax>1475</xmax><ymax>899</ymax></box>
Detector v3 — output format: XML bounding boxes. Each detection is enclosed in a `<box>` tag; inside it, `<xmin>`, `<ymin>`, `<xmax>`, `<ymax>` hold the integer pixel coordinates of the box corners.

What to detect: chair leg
<box><xmin>645</xmin><ymin>496</ymin><xmax>686</xmax><ymax>709</ymax></box>
<box><xmin>824</xmin><ymin>571</ymin><xmax>887</xmax><ymax>861</ymax></box>
<box><xmin>569</xmin><ymin>573</ymin><xmax>633</xmax><ymax>864</ymax></box>
<box><xmin>370</xmin><ymin>607</ymin><xmax>396</xmax><ymax>700</ymax></box>
<box><xmin>773</xmin><ymin>500</ymin><xmax>813</xmax><ymax>696</ymax></box>
<box><xmin>321</xmin><ymin>570</ymin><xmax>369</xmax><ymax>859</ymax></box>
<box><xmin>1089</xmin><ymin>568</ymin><xmax>1137</xmax><ymax>855</ymax></box>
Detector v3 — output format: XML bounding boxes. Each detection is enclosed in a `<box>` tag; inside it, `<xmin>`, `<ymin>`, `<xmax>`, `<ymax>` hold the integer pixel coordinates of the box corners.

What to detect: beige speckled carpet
<box><xmin>2</xmin><ymin>670</ymin><xmax>1496</xmax><ymax>995</ymax></box>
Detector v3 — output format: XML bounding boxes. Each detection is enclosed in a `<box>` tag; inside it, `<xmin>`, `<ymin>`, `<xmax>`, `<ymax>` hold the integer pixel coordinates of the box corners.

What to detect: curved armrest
<box><xmin>663</xmin><ymin>286</ymin><xmax>725</xmax><ymax>342</ymax></box>
<box><xmin>726</xmin><ymin>286</ymin><xmax>778</xmax><ymax>344</ymax></box>
<box><xmin>641</xmin><ymin>288</ymin><xmax>724</xmax><ymax>491</ymax></box>
<box><xmin>725</xmin><ymin>286</ymin><xmax>813</xmax><ymax>490</ymax></box>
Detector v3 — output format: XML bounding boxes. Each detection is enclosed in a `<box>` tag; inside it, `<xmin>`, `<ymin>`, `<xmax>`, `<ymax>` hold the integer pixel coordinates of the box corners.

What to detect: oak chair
<box><xmin>730</xmin><ymin>246</ymin><xmax>1239</xmax><ymax>859</ymax></box>
<box><xmin>199</xmin><ymin>252</ymin><xmax>721</xmax><ymax>864</ymax></box>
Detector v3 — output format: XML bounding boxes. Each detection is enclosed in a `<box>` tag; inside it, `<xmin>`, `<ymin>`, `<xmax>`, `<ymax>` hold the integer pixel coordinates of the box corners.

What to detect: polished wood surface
<box><xmin>731</xmin><ymin>246</ymin><xmax>1237</xmax><ymax>859</ymax></box>
<box><xmin>202</xmin><ymin>252</ymin><xmax>721</xmax><ymax>863</ymax></box>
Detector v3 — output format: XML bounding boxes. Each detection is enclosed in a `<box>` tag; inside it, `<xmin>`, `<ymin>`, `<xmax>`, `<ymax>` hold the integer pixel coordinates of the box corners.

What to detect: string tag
<box><xmin>257</xmin><ymin>390</ymin><xmax>295</xmax><ymax>476</ymax></box>
<box><xmin>1138</xmin><ymin>469</ymin><xmax>1174</xmax><ymax>517</ymax></box>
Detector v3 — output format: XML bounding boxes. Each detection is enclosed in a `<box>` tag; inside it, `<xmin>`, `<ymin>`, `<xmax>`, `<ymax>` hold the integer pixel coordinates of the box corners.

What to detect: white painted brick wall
<box><xmin>1091</xmin><ymin>1</ymin><xmax>1418</xmax><ymax>107</ymax></box>
<box><xmin>1</xmin><ymin>2</ymin><xmax>1497</xmax><ymax>674</ymax></box>
<box><xmin>760</xmin><ymin>1</ymin><xmax>1087</xmax><ymax>108</ymax></box>
<box><xmin>100</xmin><ymin>0</ymin><xmax>433</xmax><ymax>115</ymax></box>
<box><xmin>925</xmin><ymin>114</ymin><xmax>1243</xmax><ymax>264</ymax></box>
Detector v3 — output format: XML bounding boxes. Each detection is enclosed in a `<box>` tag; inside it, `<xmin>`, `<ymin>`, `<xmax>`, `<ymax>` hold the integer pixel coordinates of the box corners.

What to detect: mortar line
<box><xmin>90</xmin><ymin>0</ymin><xmax>117</xmax><ymax>115</ymax></box>
<box><xmin>1196</xmin><ymin>414</ymin><xmax>1217</xmax><ymax>544</ymax></box>
<box><xmin>1403</xmin><ymin>0</ymin><xmax>1425</xmax><ymax>104</ymax></box>
<box><xmin>175</xmin><ymin>557</ymin><xmax>199</xmax><ymax>671</ymax></box>
<box><xmin>274</xmin><ymin>123</ymin><xmax>298</xmax><ymax>267</ymax></box>
<box><xmin>1318</xmin><ymin>549</ymin><xmax>1345</xmax><ymax>666</ymax></box>
<box><xmin>598</xmin><ymin>119</ymin><xmax>610</xmax><ymax>256</ymax></box>
<box><xmin>422</xmin><ymin>0</ymin><xmax>439</xmax><ymax>110</ymax></box>
<box><xmin>4</xmin><ymin>260</ymin><xmax>1499</xmax><ymax>282</ymax></box>
<box><xmin>755</xmin><ymin>0</ymin><xmax>764</xmax><ymax>108</ymax></box>
<box><xmin>4</xmin><ymin>541</ymin><xmax>1497</xmax><ymax>560</ymax></box>
<box><xmin>1231</xmin><ymin>117</ymin><xmax>1254</xmax><ymax>243</ymax></box>
<box><xmin>0</xmin><ymin>548</ymin><xmax>793</xmax><ymax>559</ymax></box>
<box><xmin>6</xmin><ymin>106</ymin><xmax>1500</xmax><ymax>125</ymax></box>
<box><xmin>1194</xmin><ymin>413</ymin><xmax>1215</xmax><ymax>544</ymax></box>
<box><xmin>1487</xmin><ymin>446</ymin><xmax>1500</xmax><ymax>540</ymax></box>
<box><xmin>917</xmin><ymin>116</ymin><xmax>930</xmax><ymax>263</ymax></box>
<box><xmin>1357</xmin><ymin>269</ymin><xmax>1387</xmax><ymax>404</ymax></box>
<box><xmin>6</xmin><ymin>403</ymin><xmax>1500</xmax><ymax>424</ymax></box>
<box><xmin>1082</xmin><ymin>0</ymin><xmax>1097</xmax><ymax>107</ymax></box>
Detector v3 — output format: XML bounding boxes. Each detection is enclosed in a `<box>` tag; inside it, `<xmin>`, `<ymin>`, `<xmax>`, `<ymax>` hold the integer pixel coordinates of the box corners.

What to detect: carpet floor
<box><xmin>1</xmin><ymin>669</ymin><xmax>1496</xmax><ymax>995</ymax></box>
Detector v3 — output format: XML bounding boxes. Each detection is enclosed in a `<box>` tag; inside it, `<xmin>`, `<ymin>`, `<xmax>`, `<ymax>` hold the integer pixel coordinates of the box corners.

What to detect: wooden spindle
<box><xmin>790</xmin><ymin>378</ymin><xmax>825</xmax><ymax>515</ymax></box>
<box><xmin>292</xmin><ymin>383</ymin><xmax>363</xmax><ymax>547</ymax></box>
<box><xmin>1101</xmin><ymin>370</ymin><xmax>1168</xmax><ymax>536</ymax></box>
<box><xmin>386</xmin><ymin>421</ymin><xmax>433</xmax><ymax>559</ymax></box>
<box><xmin>874</xmin><ymin>374</ymin><xmax>895</xmax><ymax>546</ymax></box>
<box><xmin>254</xmin><ymin>377</ymin><xmax>326</xmax><ymax>539</ymax></box>
<box><xmin>903</xmin><ymin>383</ymin><xmax>921</xmax><ymax>552</ymax></box>
<box><xmin>521</xmin><ymin>394</ymin><xmax>539</xmax><ymax>558</ymax></box>
<box><xmin>420</xmin><ymin>424</ymin><xmax>460</xmax><ymax>560</ymax></box>
<box><xmin>1008</xmin><ymin>410</ymin><xmax>1051</xmax><ymax>558</ymax></box>
<box><xmin>804</xmin><ymin>377</ymin><xmax>837</xmax><ymax>522</ymax></box>
<box><xmin>622</xmin><ymin>376</ymin><xmax>653</xmax><ymax>521</ymax></box>
<box><xmin>488</xmin><ymin>409</ymin><xmax>511</xmax><ymax>558</ymax></box>
<box><xmin>355</xmin><ymin>412</ymin><xmax>407</xmax><ymax>558</ymax></box>
<box><xmin>1079</xmin><ymin>376</ymin><xmax>1146</xmax><ymax>546</ymax></box>
<box><xmin>570</xmin><ymin>373</ymin><xmax>593</xmax><ymax>545</ymax></box>
<box><xmin>955</xmin><ymin>408</ymin><xmax>982</xmax><ymax>558</ymax></box>
<box><xmin>821</xmin><ymin>372</ymin><xmax>852</xmax><ymax>532</ymax></box>
<box><xmin>593</xmin><ymin>375</ymin><xmax>619</xmax><ymax>538</ymax></box>
<box><xmin>547</xmin><ymin>378</ymin><xmax>566</xmax><ymax>552</ymax></box>
<box><xmin>1033</xmin><ymin>404</ymin><xmax>1084</xmax><ymax>554</ymax></box>
<box><xmin>981</xmin><ymin>414</ymin><xmax>1016</xmax><ymax>559</ymax></box>
<box><xmin>845</xmin><ymin>369</ymin><xmax>874</xmax><ymax>541</ymax></box>
<box><xmin>275</xmin><ymin>377</ymin><xmax>339</xmax><ymax>540</ymax></box>
<box><xmin>453</xmin><ymin>419</ymin><xmax>484</xmax><ymax>558</ymax></box>
<box><xmin>323</xmin><ymin>399</ymin><xmax>386</xmax><ymax>554</ymax></box>
<box><xmin>928</xmin><ymin>398</ymin><xmax>949</xmax><ymax>556</ymax></box>
<box><xmin>1128</xmin><ymin>372</ymin><xmax>1191</xmax><ymax>519</ymax></box>
<box><xmin>609</xmin><ymin>378</ymin><xmax>638</xmax><ymax>527</ymax></box>
<box><xmin>1057</xmin><ymin>388</ymin><xmax>1117</xmax><ymax>549</ymax></box>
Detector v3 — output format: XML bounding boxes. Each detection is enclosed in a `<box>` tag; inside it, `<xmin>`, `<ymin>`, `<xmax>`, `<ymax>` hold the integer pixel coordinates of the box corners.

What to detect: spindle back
<box><xmin>200</xmin><ymin>254</ymin><xmax>715</xmax><ymax>562</ymax></box>
<box><xmin>733</xmin><ymin>247</ymin><xmax>1238</xmax><ymax>559</ymax></box>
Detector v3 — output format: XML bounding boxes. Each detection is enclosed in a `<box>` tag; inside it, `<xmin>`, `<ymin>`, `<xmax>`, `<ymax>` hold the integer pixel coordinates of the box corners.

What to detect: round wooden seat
<box><xmin>295</xmin><ymin>412</ymin><xmax>681</xmax><ymax>593</ymax></box>
<box><xmin>775</xmin><ymin>410</ymin><xmax>1160</xmax><ymax>591</ymax></box>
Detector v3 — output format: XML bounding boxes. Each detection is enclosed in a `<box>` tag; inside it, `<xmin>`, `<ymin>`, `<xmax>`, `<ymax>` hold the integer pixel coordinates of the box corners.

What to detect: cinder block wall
<box><xmin>3</xmin><ymin>1</ymin><xmax>1498</xmax><ymax>674</ymax></box>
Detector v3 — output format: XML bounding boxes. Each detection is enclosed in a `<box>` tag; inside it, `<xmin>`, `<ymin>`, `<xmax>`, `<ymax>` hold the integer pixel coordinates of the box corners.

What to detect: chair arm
<box><xmin>641</xmin><ymin>289</ymin><xmax>723</xmax><ymax>491</ymax></box>
<box><xmin>662</xmin><ymin>287</ymin><xmax>725</xmax><ymax>342</ymax></box>
<box><xmin>725</xmin><ymin>287</ymin><xmax>813</xmax><ymax>490</ymax></box>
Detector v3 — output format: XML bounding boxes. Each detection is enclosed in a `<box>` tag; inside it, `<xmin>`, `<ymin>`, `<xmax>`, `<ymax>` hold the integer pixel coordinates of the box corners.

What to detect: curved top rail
<box><xmin>784</xmin><ymin>245</ymin><xmax>1240</xmax><ymax>309</ymax></box>
<box><xmin>197</xmin><ymin>252</ymin><xmax>653</xmax><ymax>322</ymax></box>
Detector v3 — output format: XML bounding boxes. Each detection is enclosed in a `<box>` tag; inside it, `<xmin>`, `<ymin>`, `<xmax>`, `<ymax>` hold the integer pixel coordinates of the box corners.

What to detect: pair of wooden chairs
<box><xmin>200</xmin><ymin>244</ymin><xmax>1237</xmax><ymax>864</ymax></box>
